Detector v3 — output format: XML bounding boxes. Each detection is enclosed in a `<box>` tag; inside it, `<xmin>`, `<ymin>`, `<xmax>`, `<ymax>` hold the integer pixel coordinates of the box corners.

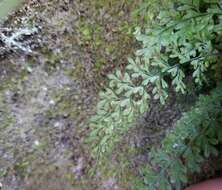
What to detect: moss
<box><xmin>23</xmin><ymin>165</ymin><xmax>76</xmax><ymax>190</ymax></box>
<box><xmin>80</xmin><ymin>25</ymin><xmax>93</xmax><ymax>41</ymax></box>
<box><xmin>39</xmin><ymin>47</ymin><xmax>64</xmax><ymax>73</ymax></box>
<box><xmin>64</xmin><ymin>61</ymin><xmax>84</xmax><ymax>79</ymax></box>
<box><xmin>91</xmin><ymin>146</ymin><xmax>137</xmax><ymax>190</ymax></box>
<box><xmin>94</xmin><ymin>57</ymin><xmax>106</xmax><ymax>72</ymax></box>
<box><xmin>72</xmin><ymin>0</ymin><xmax>138</xmax><ymax>79</ymax></box>
<box><xmin>0</xmin><ymin>0</ymin><xmax>143</xmax><ymax>189</ymax></box>
<box><xmin>0</xmin><ymin>91</ymin><xmax>15</xmax><ymax>129</ymax></box>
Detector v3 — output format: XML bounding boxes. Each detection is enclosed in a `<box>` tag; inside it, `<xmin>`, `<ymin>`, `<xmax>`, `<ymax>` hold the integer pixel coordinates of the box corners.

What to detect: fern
<box><xmin>89</xmin><ymin>0</ymin><xmax>222</xmax><ymax>157</ymax></box>
<box><xmin>140</xmin><ymin>83</ymin><xmax>222</xmax><ymax>190</ymax></box>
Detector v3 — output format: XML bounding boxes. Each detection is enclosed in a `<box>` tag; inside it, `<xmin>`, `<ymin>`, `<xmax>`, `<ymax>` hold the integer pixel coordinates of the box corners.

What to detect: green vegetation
<box><xmin>90</xmin><ymin>0</ymin><xmax>222</xmax><ymax>155</ymax></box>
<box><xmin>89</xmin><ymin>0</ymin><xmax>222</xmax><ymax>189</ymax></box>
<box><xmin>1</xmin><ymin>0</ymin><xmax>222</xmax><ymax>189</ymax></box>
<box><xmin>139</xmin><ymin>84</ymin><xmax>222</xmax><ymax>189</ymax></box>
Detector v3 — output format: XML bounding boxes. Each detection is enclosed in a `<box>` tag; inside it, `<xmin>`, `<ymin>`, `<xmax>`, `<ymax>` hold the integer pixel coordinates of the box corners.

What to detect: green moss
<box><xmin>0</xmin><ymin>92</ymin><xmax>15</xmax><ymax>129</ymax></box>
<box><xmin>14</xmin><ymin>161</ymin><xmax>30</xmax><ymax>176</ymax></box>
<box><xmin>64</xmin><ymin>61</ymin><xmax>84</xmax><ymax>79</ymax></box>
<box><xmin>80</xmin><ymin>26</ymin><xmax>93</xmax><ymax>41</ymax></box>
<box><xmin>72</xmin><ymin>0</ymin><xmax>138</xmax><ymax>79</ymax></box>
<box><xmin>94</xmin><ymin>57</ymin><xmax>106</xmax><ymax>71</ymax></box>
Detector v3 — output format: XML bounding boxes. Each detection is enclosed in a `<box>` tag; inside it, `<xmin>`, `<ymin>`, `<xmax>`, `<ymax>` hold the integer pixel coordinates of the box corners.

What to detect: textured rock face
<box><xmin>0</xmin><ymin>0</ymin><xmax>137</xmax><ymax>190</ymax></box>
<box><xmin>185</xmin><ymin>178</ymin><xmax>222</xmax><ymax>190</ymax></box>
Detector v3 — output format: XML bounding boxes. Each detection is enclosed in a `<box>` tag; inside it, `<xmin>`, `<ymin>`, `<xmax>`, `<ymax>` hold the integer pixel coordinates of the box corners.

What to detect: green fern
<box><xmin>89</xmin><ymin>0</ymin><xmax>222</xmax><ymax>158</ymax></box>
<box><xmin>140</xmin><ymin>83</ymin><xmax>222</xmax><ymax>190</ymax></box>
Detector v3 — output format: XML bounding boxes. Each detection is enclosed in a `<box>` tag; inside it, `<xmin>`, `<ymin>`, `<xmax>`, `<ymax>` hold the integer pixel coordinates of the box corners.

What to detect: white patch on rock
<box><xmin>34</xmin><ymin>140</ymin><xmax>40</xmax><ymax>146</ymax></box>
